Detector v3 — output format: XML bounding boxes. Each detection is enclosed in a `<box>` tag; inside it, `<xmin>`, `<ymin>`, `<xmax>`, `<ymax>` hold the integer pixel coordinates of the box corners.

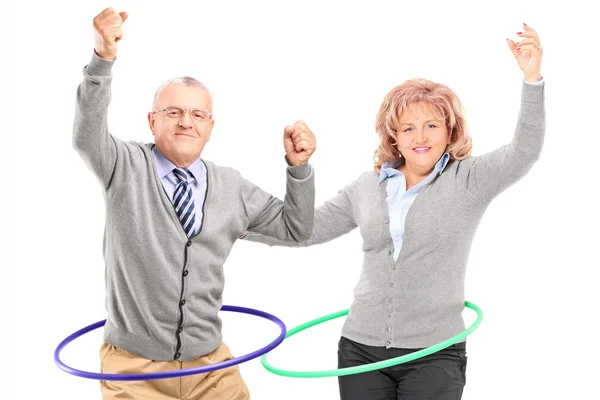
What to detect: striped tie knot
<box><xmin>172</xmin><ymin>168</ymin><xmax>196</xmax><ymax>238</ymax></box>
<box><xmin>173</xmin><ymin>168</ymin><xmax>189</xmax><ymax>183</ymax></box>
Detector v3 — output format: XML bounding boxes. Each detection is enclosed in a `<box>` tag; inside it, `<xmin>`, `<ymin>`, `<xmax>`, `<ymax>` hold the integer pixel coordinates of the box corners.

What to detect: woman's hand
<box><xmin>507</xmin><ymin>23</ymin><xmax>543</xmax><ymax>82</ymax></box>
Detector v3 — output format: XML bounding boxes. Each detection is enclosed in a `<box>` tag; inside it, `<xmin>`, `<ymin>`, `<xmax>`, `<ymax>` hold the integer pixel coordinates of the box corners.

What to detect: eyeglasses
<box><xmin>152</xmin><ymin>106</ymin><xmax>212</xmax><ymax>121</ymax></box>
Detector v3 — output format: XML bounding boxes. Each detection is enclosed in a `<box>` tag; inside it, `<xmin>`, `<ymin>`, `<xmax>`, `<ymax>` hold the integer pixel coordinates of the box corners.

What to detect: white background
<box><xmin>6</xmin><ymin>0</ymin><xmax>600</xmax><ymax>399</ymax></box>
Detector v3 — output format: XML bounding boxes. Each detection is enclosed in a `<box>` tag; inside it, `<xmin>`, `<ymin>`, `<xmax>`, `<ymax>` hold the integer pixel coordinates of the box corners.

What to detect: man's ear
<box><xmin>206</xmin><ymin>119</ymin><xmax>215</xmax><ymax>142</ymax></box>
<box><xmin>148</xmin><ymin>112</ymin><xmax>156</xmax><ymax>135</ymax></box>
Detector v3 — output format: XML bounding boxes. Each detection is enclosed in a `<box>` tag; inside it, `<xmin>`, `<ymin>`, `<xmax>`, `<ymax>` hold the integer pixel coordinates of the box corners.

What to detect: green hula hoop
<box><xmin>261</xmin><ymin>301</ymin><xmax>482</xmax><ymax>378</ymax></box>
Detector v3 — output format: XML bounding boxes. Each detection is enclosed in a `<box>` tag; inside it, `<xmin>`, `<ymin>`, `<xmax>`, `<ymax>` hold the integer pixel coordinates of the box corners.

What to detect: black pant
<box><xmin>337</xmin><ymin>337</ymin><xmax>467</xmax><ymax>400</ymax></box>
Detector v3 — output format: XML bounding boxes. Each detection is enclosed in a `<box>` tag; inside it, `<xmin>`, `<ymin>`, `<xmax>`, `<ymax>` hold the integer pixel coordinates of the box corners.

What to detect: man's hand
<box><xmin>283</xmin><ymin>120</ymin><xmax>316</xmax><ymax>166</ymax></box>
<box><xmin>93</xmin><ymin>7</ymin><xmax>128</xmax><ymax>61</ymax></box>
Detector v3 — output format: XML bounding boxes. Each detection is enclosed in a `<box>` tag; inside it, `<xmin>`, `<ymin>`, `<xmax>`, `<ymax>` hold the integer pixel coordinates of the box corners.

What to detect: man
<box><xmin>73</xmin><ymin>7</ymin><xmax>316</xmax><ymax>400</ymax></box>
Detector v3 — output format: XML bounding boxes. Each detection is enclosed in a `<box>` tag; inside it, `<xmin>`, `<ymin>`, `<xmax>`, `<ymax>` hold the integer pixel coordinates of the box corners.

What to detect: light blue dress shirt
<box><xmin>152</xmin><ymin>146</ymin><xmax>207</xmax><ymax>236</ymax></box>
<box><xmin>378</xmin><ymin>153</ymin><xmax>450</xmax><ymax>261</ymax></box>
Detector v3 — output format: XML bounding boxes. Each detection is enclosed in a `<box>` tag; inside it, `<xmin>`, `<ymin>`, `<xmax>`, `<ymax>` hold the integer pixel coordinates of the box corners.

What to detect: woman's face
<box><xmin>396</xmin><ymin>102</ymin><xmax>451</xmax><ymax>173</ymax></box>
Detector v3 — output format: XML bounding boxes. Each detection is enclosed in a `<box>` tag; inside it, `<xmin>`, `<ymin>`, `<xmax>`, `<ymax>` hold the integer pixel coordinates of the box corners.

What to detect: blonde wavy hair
<box><xmin>374</xmin><ymin>78</ymin><xmax>472</xmax><ymax>172</ymax></box>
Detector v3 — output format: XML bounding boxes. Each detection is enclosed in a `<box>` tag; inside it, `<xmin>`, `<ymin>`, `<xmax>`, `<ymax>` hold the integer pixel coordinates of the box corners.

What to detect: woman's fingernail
<box><xmin>517</xmin><ymin>32</ymin><xmax>522</xmax><ymax>35</ymax></box>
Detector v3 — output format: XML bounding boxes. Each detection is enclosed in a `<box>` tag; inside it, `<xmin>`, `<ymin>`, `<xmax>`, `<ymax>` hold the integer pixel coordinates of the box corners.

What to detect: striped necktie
<box><xmin>172</xmin><ymin>168</ymin><xmax>196</xmax><ymax>238</ymax></box>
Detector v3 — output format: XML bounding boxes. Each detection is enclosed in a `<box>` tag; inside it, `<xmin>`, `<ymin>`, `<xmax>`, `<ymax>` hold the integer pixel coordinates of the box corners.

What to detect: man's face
<box><xmin>148</xmin><ymin>83</ymin><xmax>214</xmax><ymax>166</ymax></box>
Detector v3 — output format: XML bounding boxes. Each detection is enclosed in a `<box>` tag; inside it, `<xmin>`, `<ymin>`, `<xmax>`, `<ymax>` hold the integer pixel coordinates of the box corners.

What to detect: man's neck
<box><xmin>154</xmin><ymin>145</ymin><xmax>199</xmax><ymax>169</ymax></box>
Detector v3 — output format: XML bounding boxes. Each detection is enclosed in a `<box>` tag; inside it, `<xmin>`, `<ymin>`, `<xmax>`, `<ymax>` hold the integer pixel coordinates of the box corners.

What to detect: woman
<box><xmin>242</xmin><ymin>23</ymin><xmax>545</xmax><ymax>400</ymax></box>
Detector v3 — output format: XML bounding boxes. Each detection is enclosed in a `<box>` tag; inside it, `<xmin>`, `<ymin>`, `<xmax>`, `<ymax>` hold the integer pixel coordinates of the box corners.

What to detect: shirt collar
<box><xmin>438</xmin><ymin>152</ymin><xmax>450</xmax><ymax>174</ymax></box>
<box><xmin>378</xmin><ymin>152</ymin><xmax>450</xmax><ymax>185</ymax></box>
<box><xmin>152</xmin><ymin>146</ymin><xmax>205</xmax><ymax>181</ymax></box>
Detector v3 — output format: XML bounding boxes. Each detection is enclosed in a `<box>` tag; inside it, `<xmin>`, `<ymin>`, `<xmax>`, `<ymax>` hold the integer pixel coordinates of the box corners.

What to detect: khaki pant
<box><xmin>99</xmin><ymin>342</ymin><xmax>250</xmax><ymax>400</ymax></box>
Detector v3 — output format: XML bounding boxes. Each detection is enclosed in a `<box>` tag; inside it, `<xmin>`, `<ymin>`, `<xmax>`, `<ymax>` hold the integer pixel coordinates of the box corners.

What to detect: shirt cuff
<box><xmin>523</xmin><ymin>77</ymin><xmax>544</xmax><ymax>86</ymax></box>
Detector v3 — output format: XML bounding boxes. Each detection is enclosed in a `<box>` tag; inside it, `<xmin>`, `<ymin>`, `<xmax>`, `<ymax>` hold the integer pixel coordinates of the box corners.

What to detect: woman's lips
<box><xmin>413</xmin><ymin>147</ymin><xmax>431</xmax><ymax>154</ymax></box>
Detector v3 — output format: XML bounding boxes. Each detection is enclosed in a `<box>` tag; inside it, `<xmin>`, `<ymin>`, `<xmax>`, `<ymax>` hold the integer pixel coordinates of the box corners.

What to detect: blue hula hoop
<box><xmin>54</xmin><ymin>305</ymin><xmax>286</xmax><ymax>381</ymax></box>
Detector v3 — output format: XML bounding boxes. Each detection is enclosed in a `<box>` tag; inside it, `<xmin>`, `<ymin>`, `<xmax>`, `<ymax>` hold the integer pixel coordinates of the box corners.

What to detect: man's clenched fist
<box><xmin>284</xmin><ymin>120</ymin><xmax>316</xmax><ymax>166</ymax></box>
<box><xmin>93</xmin><ymin>7</ymin><xmax>128</xmax><ymax>60</ymax></box>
